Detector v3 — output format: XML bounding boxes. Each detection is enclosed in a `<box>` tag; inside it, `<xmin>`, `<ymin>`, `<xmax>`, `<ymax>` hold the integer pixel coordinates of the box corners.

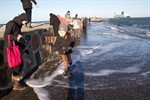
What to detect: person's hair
<box><xmin>67</xmin><ymin>11</ymin><xmax>70</xmax><ymax>13</ymax></box>
<box><xmin>50</xmin><ymin>13</ymin><xmax>53</xmax><ymax>16</ymax></box>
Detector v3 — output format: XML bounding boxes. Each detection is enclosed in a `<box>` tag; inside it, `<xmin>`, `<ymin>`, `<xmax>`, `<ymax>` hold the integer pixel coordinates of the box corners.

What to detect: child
<box><xmin>52</xmin><ymin>23</ymin><xmax>74</xmax><ymax>78</ymax></box>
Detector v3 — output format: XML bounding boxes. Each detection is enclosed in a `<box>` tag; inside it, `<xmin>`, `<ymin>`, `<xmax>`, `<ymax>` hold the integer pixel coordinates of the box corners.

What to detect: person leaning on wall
<box><xmin>3</xmin><ymin>13</ymin><xmax>29</xmax><ymax>90</ymax></box>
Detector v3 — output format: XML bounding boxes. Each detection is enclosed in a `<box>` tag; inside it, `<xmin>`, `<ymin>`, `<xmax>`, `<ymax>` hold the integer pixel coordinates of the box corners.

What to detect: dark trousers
<box><xmin>11</xmin><ymin>64</ymin><xmax>23</xmax><ymax>76</ymax></box>
<box><xmin>25</xmin><ymin>8</ymin><xmax>32</xmax><ymax>22</ymax></box>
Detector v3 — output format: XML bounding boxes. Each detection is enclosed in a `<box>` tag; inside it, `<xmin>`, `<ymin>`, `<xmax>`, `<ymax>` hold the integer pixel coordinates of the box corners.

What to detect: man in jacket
<box><xmin>3</xmin><ymin>13</ymin><xmax>29</xmax><ymax>90</ymax></box>
<box><xmin>20</xmin><ymin>0</ymin><xmax>37</xmax><ymax>28</ymax></box>
<box><xmin>49</xmin><ymin>13</ymin><xmax>61</xmax><ymax>37</ymax></box>
<box><xmin>65</xmin><ymin>11</ymin><xmax>72</xmax><ymax>23</ymax></box>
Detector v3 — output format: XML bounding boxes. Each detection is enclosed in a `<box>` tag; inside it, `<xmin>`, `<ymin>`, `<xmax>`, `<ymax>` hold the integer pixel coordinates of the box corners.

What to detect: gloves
<box><xmin>19</xmin><ymin>37</ymin><xmax>26</xmax><ymax>45</ymax></box>
<box><xmin>70</xmin><ymin>41</ymin><xmax>75</xmax><ymax>48</ymax></box>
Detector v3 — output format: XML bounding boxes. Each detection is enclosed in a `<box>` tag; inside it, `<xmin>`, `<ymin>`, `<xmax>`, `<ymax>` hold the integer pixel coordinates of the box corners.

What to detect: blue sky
<box><xmin>0</xmin><ymin>0</ymin><xmax>150</xmax><ymax>24</ymax></box>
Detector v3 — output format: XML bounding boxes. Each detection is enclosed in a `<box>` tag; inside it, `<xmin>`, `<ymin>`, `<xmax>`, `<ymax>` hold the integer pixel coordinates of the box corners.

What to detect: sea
<box><xmin>1</xmin><ymin>17</ymin><xmax>150</xmax><ymax>100</ymax></box>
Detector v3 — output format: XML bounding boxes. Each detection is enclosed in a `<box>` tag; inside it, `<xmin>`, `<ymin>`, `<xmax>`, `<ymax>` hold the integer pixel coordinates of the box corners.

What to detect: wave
<box><xmin>33</xmin><ymin>87</ymin><xmax>50</xmax><ymax>100</ymax></box>
<box><xmin>84</xmin><ymin>66</ymin><xmax>141</xmax><ymax>76</ymax></box>
<box><xmin>77</xmin><ymin>45</ymin><xmax>101</xmax><ymax>56</ymax></box>
<box><xmin>142</xmin><ymin>71</ymin><xmax>150</xmax><ymax>77</ymax></box>
<box><xmin>105</xmin><ymin>26</ymin><xmax>119</xmax><ymax>31</ymax></box>
<box><xmin>100</xmin><ymin>32</ymin><xmax>137</xmax><ymax>40</ymax></box>
<box><xmin>26</xmin><ymin>47</ymin><xmax>83</xmax><ymax>87</ymax></box>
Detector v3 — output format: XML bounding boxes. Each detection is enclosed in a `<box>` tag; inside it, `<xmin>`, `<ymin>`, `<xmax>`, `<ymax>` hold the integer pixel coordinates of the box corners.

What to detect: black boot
<box><xmin>13</xmin><ymin>80</ymin><xmax>26</xmax><ymax>90</ymax></box>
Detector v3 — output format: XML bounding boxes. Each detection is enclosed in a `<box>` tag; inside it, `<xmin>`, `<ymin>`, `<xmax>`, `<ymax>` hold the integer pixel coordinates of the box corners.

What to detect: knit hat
<box><xmin>58</xmin><ymin>23</ymin><xmax>68</xmax><ymax>37</ymax></box>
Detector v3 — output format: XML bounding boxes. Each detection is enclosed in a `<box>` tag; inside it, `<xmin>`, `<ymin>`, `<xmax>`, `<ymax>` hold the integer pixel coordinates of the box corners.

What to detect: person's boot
<box><xmin>13</xmin><ymin>80</ymin><xmax>26</xmax><ymax>90</ymax></box>
<box><xmin>27</xmin><ymin>22</ymin><xmax>32</xmax><ymax>28</ymax></box>
<box><xmin>12</xmin><ymin>75</ymin><xmax>23</xmax><ymax>81</ymax></box>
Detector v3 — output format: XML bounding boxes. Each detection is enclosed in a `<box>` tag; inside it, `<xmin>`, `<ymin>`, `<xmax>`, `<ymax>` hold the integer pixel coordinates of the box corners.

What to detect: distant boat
<box><xmin>114</xmin><ymin>11</ymin><xmax>130</xmax><ymax>18</ymax></box>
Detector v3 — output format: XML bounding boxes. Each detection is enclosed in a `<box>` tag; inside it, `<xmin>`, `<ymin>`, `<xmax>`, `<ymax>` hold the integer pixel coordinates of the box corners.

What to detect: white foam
<box><xmin>101</xmin><ymin>32</ymin><xmax>133</xmax><ymax>40</ymax></box>
<box><xmin>146</xmin><ymin>32</ymin><xmax>150</xmax><ymax>37</ymax></box>
<box><xmin>142</xmin><ymin>71</ymin><xmax>150</xmax><ymax>76</ymax></box>
<box><xmin>77</xmin><ymin>45</ymin><xmax>101</xmax><ymax>56</ymax></box>
<box><xmin>85</xmin><ymin>66</ymin><xmax>141</xmax><ymax>76</ymax></box>
<box><xmin>26</xmin><ymin>65</ymin><xmax>64</xmax><ymax>87</ymax></box>
<box><xmin>105</xmin><ymin>26</ymin><xmax>119</xmax><ymax>31</ymax></box>
<box><xmin>33</xmin><ymin>87</ymin><xmax>51</xmax><ymax>100</ymax></box>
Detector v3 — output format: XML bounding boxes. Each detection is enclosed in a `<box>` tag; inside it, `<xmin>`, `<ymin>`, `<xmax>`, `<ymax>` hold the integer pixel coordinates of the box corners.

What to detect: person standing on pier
<box><xmin>20</xmin><ymin>0</ymin><xmax>38</xmax><ymax>28</ymax></box>
<box><xmin>65</xmin><ymin>11</ymin><xmax>72</xmax><ymax>23</ymax></box>
<box><xmin>49</xmin><ymin>13</ymin><xmax>61</xmax><ymax>37</ymax></box>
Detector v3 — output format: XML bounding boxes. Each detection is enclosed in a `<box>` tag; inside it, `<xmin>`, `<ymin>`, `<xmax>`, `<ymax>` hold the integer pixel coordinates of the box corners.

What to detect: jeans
<box><xmin>25</xmin><ymin>8</ymin><xmax>32</xmax><ymax>22</ymax></box>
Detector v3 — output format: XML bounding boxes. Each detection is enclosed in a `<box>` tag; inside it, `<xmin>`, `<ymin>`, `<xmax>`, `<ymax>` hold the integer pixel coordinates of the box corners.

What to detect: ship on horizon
<box><xmin>114</xmin><ymin>11</ymin><xmax>130</xmax><ymax>18</ymax></box>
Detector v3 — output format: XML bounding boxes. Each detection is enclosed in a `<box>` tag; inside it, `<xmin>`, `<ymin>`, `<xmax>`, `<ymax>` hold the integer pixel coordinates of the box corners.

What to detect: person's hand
<box><xmin>19</xmin><ymin>37</ymin><xmax>26</xmax><ymax>44</ymax></box>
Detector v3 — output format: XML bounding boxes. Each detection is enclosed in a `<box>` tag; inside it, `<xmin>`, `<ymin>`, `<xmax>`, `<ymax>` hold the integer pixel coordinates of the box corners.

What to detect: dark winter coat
<box><xmin>3</xmin><ymin>13</ymin><xmax>28</xmax><ymax>63</ymax></box>
<box><xmin>49</xmin><ymin>13</ymin><xmax>61</xmax><ymax>36</ymax></box>
<box><xmin>53</xmin><ymin>32</ymin><xmax>74</xmax><ymax>55</ymax></box>
<box><xmin>21</xmin><ymin>0</ymin><xmax>37</xmax><ymax>9</ymax></box>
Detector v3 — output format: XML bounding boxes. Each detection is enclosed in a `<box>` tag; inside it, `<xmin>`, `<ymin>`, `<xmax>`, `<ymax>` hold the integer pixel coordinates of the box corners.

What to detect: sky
<box><xmin>0</xmin><ymin>0</ymin><xmax>150</xmax><ymax>24</ymax></box>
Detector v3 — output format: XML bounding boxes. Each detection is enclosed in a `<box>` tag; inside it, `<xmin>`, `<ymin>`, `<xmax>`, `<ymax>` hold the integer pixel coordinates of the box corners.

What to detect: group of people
<box><xmin>49</xmin><ymin>11</ymin><xmax>88</xmax><ymax>78</ymax></box>
<box><xmin>3</xmin><ymin>0</ymin><xmax>87</xmax><ymax>91</ymax></box>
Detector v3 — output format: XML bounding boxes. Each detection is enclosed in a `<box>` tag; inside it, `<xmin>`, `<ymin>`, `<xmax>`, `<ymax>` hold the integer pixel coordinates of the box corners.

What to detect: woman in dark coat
<box><xmin>3</xmin><ymin>13</ymin><xmax>29</xmax><ymax>90</ymax></box>
<box><xmin>20</xmin><ymin>0</ymin><xmax>37</xmax><ymax>28</ymax></box>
